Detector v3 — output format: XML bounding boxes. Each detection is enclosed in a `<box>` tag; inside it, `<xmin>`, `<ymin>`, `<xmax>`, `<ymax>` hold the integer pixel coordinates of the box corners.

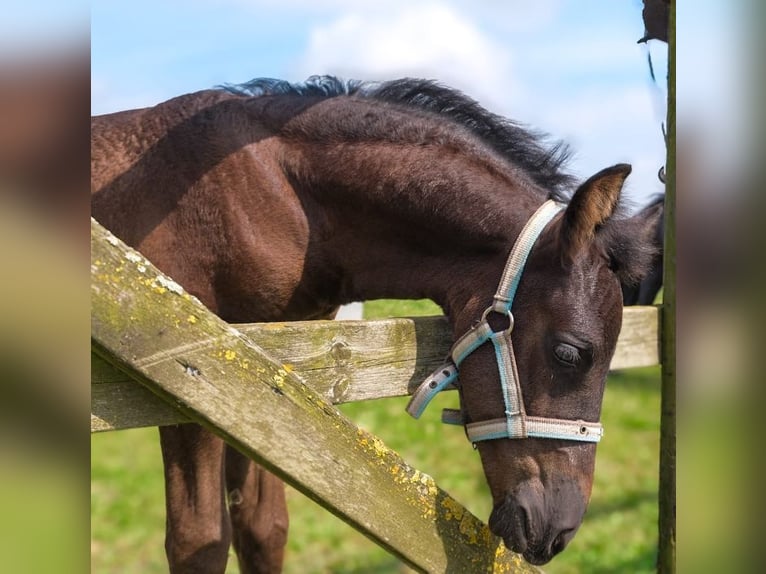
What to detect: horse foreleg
<box><xmin>159</xmin><ymin>423</ymin><xmax>231</xmax><ymax>574</ymax></box>
<box><xmin>225</xmin><ymin>446</ymin><xmax>289</xmax><ymax>574</ymax></box>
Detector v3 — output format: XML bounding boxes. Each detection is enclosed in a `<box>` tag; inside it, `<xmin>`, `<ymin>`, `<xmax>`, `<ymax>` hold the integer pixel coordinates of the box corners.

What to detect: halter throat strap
<box><xmin>405</xmin><ymin>200</ymin><xmax>604</xmax><ymax>444</ymax></box>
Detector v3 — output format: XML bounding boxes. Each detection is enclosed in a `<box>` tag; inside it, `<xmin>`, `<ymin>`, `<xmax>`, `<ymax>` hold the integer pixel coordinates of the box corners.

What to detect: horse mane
<box><xmin>220</xmin><ymin>75</ymin><xmax>576</xmax><ymax>199</ymax></box>
<box><xmin>222</xmin><ymin>75</ymin><xmax>366</xmax><ymax>98</ymax></box>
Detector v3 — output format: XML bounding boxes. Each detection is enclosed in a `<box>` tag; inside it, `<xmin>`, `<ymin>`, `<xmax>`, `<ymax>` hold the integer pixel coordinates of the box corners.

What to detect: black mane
<box><xmin>221</xmin><ymin>75</ymin><xmax>575</xmax><ymax>198</ymax></box>
<box><xmin>222</xmin><ymin>75</ymin><xmax>366</xmax><ymax>98</ymax></box>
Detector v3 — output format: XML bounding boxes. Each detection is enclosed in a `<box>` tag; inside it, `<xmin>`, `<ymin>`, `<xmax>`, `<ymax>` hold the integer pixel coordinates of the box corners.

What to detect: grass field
<box><xmin>91</xmin><ymin>299</ymin><xmax>660</xmax><ymax>573</ymax></box>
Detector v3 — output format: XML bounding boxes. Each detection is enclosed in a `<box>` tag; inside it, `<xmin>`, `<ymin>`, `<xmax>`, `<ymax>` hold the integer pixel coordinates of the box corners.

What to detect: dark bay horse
<box><xmin>91</xmin><ymin>76</ymin><xmax>658</xmax><ymax>570</ymax></box>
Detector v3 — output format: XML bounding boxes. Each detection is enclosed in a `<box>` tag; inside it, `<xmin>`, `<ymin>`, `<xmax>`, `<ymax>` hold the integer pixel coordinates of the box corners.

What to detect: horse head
<box><xmin>439</xmin><ymin>164</ymin><xmax>659</xmax><ymax>564</ymax></box>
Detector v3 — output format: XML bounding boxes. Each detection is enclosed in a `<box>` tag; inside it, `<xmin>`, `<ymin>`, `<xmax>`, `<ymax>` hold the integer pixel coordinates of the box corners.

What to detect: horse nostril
<box><xmin>551</xmin><ymin>528</ymin><xmax>574</xmax><ymax>555</ymax></box>
<box><xmin>523</xmin><ymin>527</ymin><xmax>574</xmax><ymax>566</ymax></box>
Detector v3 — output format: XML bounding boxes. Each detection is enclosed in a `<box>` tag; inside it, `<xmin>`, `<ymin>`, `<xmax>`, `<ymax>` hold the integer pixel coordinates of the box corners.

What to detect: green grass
<box><xmin>91</xmin><ymin>299</ymin><xmax>660</xmax><ymax>573</ymax></box>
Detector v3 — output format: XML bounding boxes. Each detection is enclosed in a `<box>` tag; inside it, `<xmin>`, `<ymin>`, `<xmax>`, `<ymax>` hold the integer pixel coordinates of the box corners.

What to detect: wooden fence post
<box><xmin>658</xmin><ymin>1</ymin><xmax>676</xmax><ymax>572</ymax></box>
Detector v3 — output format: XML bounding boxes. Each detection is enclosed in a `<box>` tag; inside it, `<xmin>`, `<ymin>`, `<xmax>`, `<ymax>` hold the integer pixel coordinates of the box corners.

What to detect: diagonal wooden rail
<box><xmin>91</xmin><ymin>217</ymin><xmax>542</xmax><ymax>573</ymax></box>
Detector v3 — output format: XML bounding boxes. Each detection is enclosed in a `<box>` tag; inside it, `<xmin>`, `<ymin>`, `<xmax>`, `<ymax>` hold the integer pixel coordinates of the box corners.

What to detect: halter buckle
<box><xmin>481</xmin><ymin>306</ymin><xmax>514</xmax><ymax>335</ymax></box>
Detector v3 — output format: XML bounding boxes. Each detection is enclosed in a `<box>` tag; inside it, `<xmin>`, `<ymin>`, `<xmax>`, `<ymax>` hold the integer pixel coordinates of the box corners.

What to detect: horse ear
<box><xmin>611</xmin><ymin>197</ymin><xmax>663</xmax><ymax>290</ymax></box>
<box><xmin>560</xmin><ymin>163</ymin><xmax>631</xmax><ymax>262</ymax></box>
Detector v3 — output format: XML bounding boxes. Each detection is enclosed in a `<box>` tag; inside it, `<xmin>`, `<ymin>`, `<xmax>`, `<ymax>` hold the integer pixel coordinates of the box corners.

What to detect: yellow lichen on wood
<box><xmin>91</xmin><ymin>218</ymin><xmax>543</xmax><ymax>573</ymax></box>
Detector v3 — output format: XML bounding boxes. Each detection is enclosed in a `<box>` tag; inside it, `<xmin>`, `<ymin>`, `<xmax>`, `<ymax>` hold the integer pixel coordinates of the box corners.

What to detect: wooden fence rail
<box><xmin>92</xmin><ymin>217</ymin><xmax>545</xmax><ymax>573</ymax></box>
<box><xmin>93</xmin><ymin>306</ymin><xmax>658</xmax><ymax>433</ymax></box>
<box><xmin>91</xmin><ymin>217</ymin><xmax>660</xmax><ymax>572</ymax></box>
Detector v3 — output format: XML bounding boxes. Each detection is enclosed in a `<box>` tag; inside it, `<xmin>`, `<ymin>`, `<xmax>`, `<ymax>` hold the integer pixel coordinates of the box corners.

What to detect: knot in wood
<box><xmin>330</xmin><ymin>338</ymin><xmax>352</xmax><ymax>364</ymax></box>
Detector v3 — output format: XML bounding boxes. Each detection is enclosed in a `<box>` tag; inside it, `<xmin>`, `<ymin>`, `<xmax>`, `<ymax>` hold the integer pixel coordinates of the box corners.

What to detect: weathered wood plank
<box><xmin>610</xmin><ymin>306</ymin><xmax>660</xmax><ymax>370</ymax></box>
<box><xmin>240</xmin><ymin>307</ymin><xmax>659</xmax><ymax>394</ymax></box>
<box><xmin>91</xmin><ymin>217</ymin><xmax>541</xmax><ymax>574</ymax></box>
<box><xmin>238</xmin><ymin>316</ymin><xmax>454</xmax><ymax>402</ymax></box>
<box><xmin>90</xmin><ymin>316</ymin><xmax>452</xmax><ymax>431</ymax></box>
<box><xmin>92</xmin><ymin>354</ymin><xmax>187</xmax><ymax>431</ymax></box>
<box><xmin>92</xmin><ymin>306</ymin><xmax>659</xmax><ymax>432</ymax></box>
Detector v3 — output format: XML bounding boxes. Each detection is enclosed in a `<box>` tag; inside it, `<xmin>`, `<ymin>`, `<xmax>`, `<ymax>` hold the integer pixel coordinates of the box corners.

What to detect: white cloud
<box><xmin>544</xmin><ymin>86</ymin><xmax>659</xmax><ymax>140</ymax></box>
<box><xmin>295</xmin><ymin>2</ymin><xmax>513</xmax><ymax>107</ymax></box>
<box><xmin>230</xmin><ymin>0</ymin><xmax>563</xmax><ymax>30</ymax></box>
<box><xmin>531</xmin><ymin>84</ymin><xmax>666</xmax><ymax>203</ymax></box>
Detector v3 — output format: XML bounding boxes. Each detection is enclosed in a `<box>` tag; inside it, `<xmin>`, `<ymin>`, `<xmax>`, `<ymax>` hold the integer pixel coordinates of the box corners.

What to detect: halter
<box><xmin>406</xmin><ymin>200</ymin><xmax>604</xmax><ymax>444</ymax></box>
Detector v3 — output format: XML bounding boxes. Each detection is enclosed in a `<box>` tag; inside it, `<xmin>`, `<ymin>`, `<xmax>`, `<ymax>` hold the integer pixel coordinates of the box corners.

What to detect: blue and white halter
<box><xmin>406</xmin><ymin>200</ymin><xmax>604</xmax><ymax>444</ymax></box>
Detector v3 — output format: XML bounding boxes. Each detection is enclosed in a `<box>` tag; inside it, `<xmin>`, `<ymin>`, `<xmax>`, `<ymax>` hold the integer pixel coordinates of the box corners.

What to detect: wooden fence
<box><xmin>91</xmin><ymin>217</ymin><xmax>661</xmax><ymax>573</ymax></box>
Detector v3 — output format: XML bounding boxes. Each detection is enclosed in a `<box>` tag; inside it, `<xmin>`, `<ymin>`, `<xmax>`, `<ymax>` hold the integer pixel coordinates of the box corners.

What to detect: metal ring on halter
<box><xmin>481</xmin><ymin>306</ymin><xmax>514</xmax><ymax>335</ymax></box>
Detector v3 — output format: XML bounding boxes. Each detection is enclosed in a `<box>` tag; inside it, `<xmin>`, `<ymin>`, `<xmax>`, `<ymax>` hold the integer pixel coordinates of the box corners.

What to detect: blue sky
<box><xmin>90</xmin><ymin>1</ymin><xmax>673</xmax><ymax>207</ymax></box>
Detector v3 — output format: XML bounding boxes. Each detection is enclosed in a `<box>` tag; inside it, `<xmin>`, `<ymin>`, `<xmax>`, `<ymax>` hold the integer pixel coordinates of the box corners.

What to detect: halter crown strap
<box><xmin>491</xmin><ymin>199</ymin><xmax>563</xmax><ymax>314</ymax></box>
<box><xmin>405</xmin><ymin>200</ymin><xmax>604</xmax><ymax>444</ymax></box>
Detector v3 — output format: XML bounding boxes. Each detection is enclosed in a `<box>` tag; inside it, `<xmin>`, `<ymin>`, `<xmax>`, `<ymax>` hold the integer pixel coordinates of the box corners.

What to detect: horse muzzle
<box><xmin>488</xmin><ymin>479</ymin><xmax>586</xmax><ymax>565</ymax></box>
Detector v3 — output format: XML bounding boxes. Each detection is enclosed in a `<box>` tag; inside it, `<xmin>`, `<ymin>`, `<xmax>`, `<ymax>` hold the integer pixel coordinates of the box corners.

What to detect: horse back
<box><xmin>91</xmin><ymin>90</ymin><xmax>321</xmax><ymax>322</ymax></box>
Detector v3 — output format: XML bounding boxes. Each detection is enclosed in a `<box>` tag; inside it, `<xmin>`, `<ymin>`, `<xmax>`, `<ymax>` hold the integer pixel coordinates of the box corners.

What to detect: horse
<box><xmin>622</xmin><ymin>194</ymin><xmax>664</xmax><ymax>305</ymax></box>
<box><xmin>91</xmin><ymin>75</ymin><xmax>659</xmax><ymax>571</ymax></box>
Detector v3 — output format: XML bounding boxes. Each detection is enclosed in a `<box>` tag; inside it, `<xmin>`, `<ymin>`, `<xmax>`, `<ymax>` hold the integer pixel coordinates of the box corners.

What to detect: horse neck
<box><xmin>281</xmin><ymin>128</ymin><xmax>546</xmax><ymax>317</ymax></box>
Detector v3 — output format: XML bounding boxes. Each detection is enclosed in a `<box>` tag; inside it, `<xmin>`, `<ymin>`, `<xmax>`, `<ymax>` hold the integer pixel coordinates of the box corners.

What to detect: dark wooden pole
<box><xmin>658</xmin><ymin>1</ymin><xmax>676</xmax><ymax>572</ymax></box>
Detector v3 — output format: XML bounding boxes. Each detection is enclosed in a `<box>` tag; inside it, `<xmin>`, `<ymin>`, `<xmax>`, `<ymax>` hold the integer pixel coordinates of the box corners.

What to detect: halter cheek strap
<box><xmin>405</xmin><ymin>200</ymin><xmax>604</xmax><ymax>444</ymax></box>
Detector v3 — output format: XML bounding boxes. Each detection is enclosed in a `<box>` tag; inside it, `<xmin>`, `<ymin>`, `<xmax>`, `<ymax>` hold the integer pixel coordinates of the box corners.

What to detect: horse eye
<box><xmin>553</xmin><ymin>342</ymin><xmax>581</xmax><ymax>366</ymax></box>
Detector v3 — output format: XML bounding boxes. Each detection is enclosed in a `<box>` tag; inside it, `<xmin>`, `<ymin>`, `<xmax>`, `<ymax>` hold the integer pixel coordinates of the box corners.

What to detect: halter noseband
<box><xmin>406</xmin><ymin>200</ymin><xmax>604</xmax><ymax>444</ymax></box>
